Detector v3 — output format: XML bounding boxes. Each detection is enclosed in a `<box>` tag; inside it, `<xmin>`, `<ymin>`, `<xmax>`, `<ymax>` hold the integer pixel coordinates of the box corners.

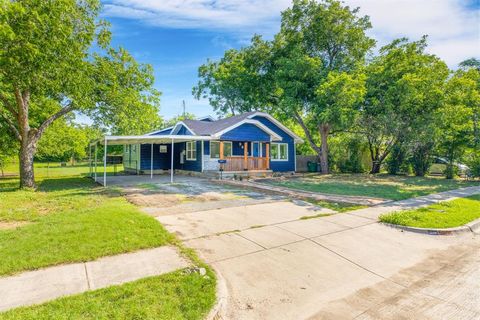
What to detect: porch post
<box><xmin>150</xmin><ymin>143</ymin><xmax>153</xmax><ymax>179</ymax></box>
<box><xmin>266</xmin><ymin>143</ymin><xmax>270</xmax><ymax>170</ymax></box>
<box><xmin>219</xmin><ymin>141</ymin><xmax>224</xmax><ymax>160</ymax></box>
<box><xmin>103</xmin><ymin>137</ymin><xmax>107</xmax><ymax>187</ymax></box>
<box><xmin>94</xmin><ymin>142</ymin><xmax>98</xmax><ymax>182</ymax></box>
<box><xmin>170</xmin><ymin>138</ymin><xmax>174</xmax><ymax>183</ymax></box>
<box><xmin>244</xmin><ymin>142</ymin><xmax>248</xmax><ymax>170</ymax></box>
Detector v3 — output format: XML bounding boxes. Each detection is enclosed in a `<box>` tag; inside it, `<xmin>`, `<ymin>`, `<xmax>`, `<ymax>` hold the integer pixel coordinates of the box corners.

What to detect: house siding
<box><xmin>139</xmin><ymin>144</ymin><xmax>172</xmax><ymax>171</ymax></box>
<box><xmin>220</xmin><ymin>123</ymin><xmax>270</xmax><ymax>142</ymax></box>
<box><xmin>252</xmin><ymin>116</ymin><xmax>296</xmax><ymax>172</ymax></box>
<box><xmin>173</xmin><ymin>141</ymin><xmax>202</xmax><ymax>172</ymax></box>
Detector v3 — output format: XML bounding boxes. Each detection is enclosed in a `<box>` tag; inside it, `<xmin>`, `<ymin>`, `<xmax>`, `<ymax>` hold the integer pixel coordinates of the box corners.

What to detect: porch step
<box><xmin>204</xmin><ymin>170</ymin><xmax>273</xmax><ymax>180</ymax></box>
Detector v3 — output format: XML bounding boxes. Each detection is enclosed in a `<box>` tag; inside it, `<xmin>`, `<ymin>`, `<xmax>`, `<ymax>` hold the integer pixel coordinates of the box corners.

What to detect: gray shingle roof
<box><xmin>182</xmin><ymin>111</ymin><xmax>257</xmax><ymax>135</ymax></box>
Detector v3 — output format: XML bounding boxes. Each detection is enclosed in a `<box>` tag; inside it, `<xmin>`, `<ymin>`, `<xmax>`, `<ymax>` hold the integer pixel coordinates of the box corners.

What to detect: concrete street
<box><xmin>157</xmin><ymin>186</ymin><xmax>480</xmax><ymax>320</ymax></box>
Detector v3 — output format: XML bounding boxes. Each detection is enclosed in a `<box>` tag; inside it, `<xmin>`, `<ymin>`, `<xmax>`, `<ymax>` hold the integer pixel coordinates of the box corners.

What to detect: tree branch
<box><xmin>293</xmin><ymin>110</ymin><xmax>321</xmax><ymax>155</ymax></box>
<box><xmin>0</xmin><ymin>109</ymin><xmax>21</xmax><ymax>141</ymax></box>
<box><xmin>34</xmin><ymin>103</ymin><xmax>76</xmax><ymax>142</ymax></box>
<box><xmin>0</xmin><ymin>93</ymin><xmax>17</xmax><ymax>117</ymax></box>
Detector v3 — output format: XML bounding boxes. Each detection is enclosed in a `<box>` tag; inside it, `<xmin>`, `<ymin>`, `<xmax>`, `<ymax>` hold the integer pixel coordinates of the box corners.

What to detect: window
<box><xmin>186</xmin><ymin>141</ymin><xmax>197</xmax><ymax>160</ymax></box>
<box><xmin>210</xmin><ymin>141</ymin><xmax>232</xmax><ymax>159</ymax></box>
<box><xmin>159</xmin><ymin>145</ymin><xmax>167</xmax><ymax>153</ymax></box>
<box><xmin>271</xmin><ymin>143</ymin><xmax>288</xmax><ymax>161</ymax></box>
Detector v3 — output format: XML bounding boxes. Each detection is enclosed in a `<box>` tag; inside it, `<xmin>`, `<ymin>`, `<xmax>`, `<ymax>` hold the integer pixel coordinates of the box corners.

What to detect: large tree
<box><xmin>360</xmin><ymin>37</ymin><xmax>449</xmax><ymax>173</ymax></box>
<box><xmin>438</xmin><ymin>63</ymin><xmax>480</xmax><ymax>178</ymax></box>
<box><xmin>0</xmin><ymin>0</ymin><xmax>161</xmax><ymax>188</ymax></box>
<box><xmin>194</xmin><ymin>0</ymin><xmax>374</xmax><ymax>173</ymax></box>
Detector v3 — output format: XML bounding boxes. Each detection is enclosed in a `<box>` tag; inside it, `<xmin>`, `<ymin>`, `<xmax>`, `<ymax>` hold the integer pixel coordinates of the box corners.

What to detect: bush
<box><xmin>386</xmin><ymin>144</ymin><xmax>407</xmax><ymax>175</ymax></box>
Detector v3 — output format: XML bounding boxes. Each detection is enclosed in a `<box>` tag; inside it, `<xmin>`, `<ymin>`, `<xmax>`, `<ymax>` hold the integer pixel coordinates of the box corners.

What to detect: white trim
<box><xmin>209</xmin><ymin>141</ymin><xmax>233</xmax><ymax>159</ymax></box>
<box><xmin>247</xmin><ymin>112</ymin><xmax>304</xmax><ymax>143</ymax></box>
<box><xmin>94</xmin><ymin>135</ymin><xmax>211</xmax><ymax>146</ymax></box>
<box><xmin>146</xmin><ymin>126</ymin><xmax>173</xmax><ymax>136</ymax></box>
<box><xmin>170</xmin><ymin>138</ymin><xmax>174</xmax><ymax>183</ymax></box>
<box><xmin>186</xmin><ymin>141</ymin><xmax>197</xmax><ymax>161</ymax></box>
<box><xmin>201</xmin><ymin>141</ymin><xmax>204</xmax><ymax>172</ymax></box>
<box><xmin>294</xmin><ymin>143</ymin><xmax>297</xmax><ymax>172</ymax></box>
<box><xmin>270</xmin><ymin>142</ymin><xmax>289</xmax><ymax>162</ymax></box>
<box><xmin>196</xmin><ymin>115</ymin><xmax>215</xmax><ymax>121</ymax></box>
<box><xmin>172</xmin><ymin>121</ymin><xmax>196</xmax><ymax>135</ymax></box>
<box><xmin>211</xmin><ymin>119</ymin><xmax>282</xmax><ymax>141</ymax></box>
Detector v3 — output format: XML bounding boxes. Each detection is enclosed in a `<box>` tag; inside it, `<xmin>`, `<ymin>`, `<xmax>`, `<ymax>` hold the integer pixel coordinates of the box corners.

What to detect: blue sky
<box><xmin>86</xmin><ymin>0</ymin><xmax>480</xmax><ymax>122</ymax></box>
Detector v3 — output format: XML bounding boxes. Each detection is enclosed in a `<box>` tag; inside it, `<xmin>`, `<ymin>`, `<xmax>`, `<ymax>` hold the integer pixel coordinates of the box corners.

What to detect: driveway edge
<box><xmin>381</xmin><ymin>217</ymin><xmax>480</xmax><ymax>236</ymax></box>
<box><xmin>205</xmin><ymin>265</ymin><xmax>228</xmax><ymax>320</ymax></box>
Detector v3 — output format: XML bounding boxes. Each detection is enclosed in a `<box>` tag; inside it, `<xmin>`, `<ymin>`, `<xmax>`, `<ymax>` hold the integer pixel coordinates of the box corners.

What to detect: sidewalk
<box><xmin>0</xmin><ymin>246</ymin><xmax>190</xmax><ymax>312</ymax></box>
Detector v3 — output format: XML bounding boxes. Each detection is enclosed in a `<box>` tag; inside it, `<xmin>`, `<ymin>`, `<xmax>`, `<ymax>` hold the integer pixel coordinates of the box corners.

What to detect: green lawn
<box><xmin>267</xmin><ymin>174</ymin><xmax>479</xmax><ymax>201</ymax></box>
<box><xmin>0</xmin><ymin>270</ymin><xmax>216</xmax><ymax>320</ymax></box>
<box><xmin>380</xmin><ymin>194</ymin><xmax>480</xmax><ymax>228</ymax></box>
<box><xmin>1</xmin><ymin>161</ymin><xmax>122</xmax><ymax>179</ymax></box>
<box><xmin>0</xmin><ymin>176</ymin><xmax>173</xmax><ymax>276</ymax></box>
<box><xmin>0</xmin><ymin>166</ymin><xmax>217</xmax><ymax>319</ymax></box>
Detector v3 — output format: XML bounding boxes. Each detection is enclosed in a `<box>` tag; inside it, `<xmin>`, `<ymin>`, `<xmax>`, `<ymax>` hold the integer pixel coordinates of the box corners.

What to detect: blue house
<box><xmin>119</xmin><ymin>111</ymin><xmax>303</xmax><ymax>178</ymax></box>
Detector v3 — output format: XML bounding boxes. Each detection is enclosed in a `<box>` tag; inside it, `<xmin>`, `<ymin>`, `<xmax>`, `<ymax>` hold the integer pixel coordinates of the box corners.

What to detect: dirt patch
<box><xmin>0</xmin><ymin>221</ymin><xmax>30</xmax><ymax>230</ymax></box>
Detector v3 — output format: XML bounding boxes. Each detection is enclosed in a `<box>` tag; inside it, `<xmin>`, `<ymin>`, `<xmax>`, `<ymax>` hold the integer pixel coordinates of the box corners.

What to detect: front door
<box><xmin>252</xmin><ymin>142</ymin><xmax>259</xmax><ymax>157</ymax></box>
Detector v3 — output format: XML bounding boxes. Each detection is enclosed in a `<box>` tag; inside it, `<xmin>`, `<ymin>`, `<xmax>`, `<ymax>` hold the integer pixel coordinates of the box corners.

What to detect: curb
<box><xmin>205</xmin><ymin>265</ymin><xmax>228</xmax><ymax>320</ymax></box>
<box><xmin>381</xmin><ymin>217</ymin><xmax>480</xmax><ymax>236</ymax></box>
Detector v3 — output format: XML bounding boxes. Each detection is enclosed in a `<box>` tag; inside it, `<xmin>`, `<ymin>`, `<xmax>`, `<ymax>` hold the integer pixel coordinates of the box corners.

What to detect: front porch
<box><xmin>205</xmin><ymin>141</ymin><xmax>271</xmax><ymax>172</ymax></box>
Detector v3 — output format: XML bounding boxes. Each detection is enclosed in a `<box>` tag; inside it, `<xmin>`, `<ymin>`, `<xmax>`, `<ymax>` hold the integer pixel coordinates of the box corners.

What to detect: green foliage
<box><xmin>331</xmin><ymin>135</ymin><xmax>367</xmax><ymax>173</ymax></box>
<box><xmin>437</xmin><ymin>67</ymin><xmax>479</xmax><ymax>178</ymax></box>
<box><xmin>386</xmin><ymin>144</ymin><xmax>407</xmax><ymax>175</ymax></box>
<box><xmin>0</xmin><ymin>0</ymin><xmax>161</xmax><ymax>187</ymax></box>
<box><xmin>163</xmin><ymin>112</ymin><xmax>197</xmax><ymax>128</ymax></box>
<box><xmin>36</xmin><ymin>119</ymin><xmax>101</xmax><ymax>162</ymax></box>
<box><xmin>360</xmin><ymin>37</ymin><xmax>449</xmax><ymax>173</ymax></box>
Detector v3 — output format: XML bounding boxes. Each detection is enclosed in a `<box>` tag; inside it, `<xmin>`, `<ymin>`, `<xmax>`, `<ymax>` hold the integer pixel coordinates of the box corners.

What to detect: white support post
<box><xmin>150</xmin><ymin>143</ymin><xmax>154</xmax><ymax>179</ymax></box>
<box><xmin>88</xmin><ymin>144</ymin><xmax>92</xmax><ymax>177</ymax></box>
<box><xmin>94</xmin><ymin>142</ymin><xmax>98</xmax><ymax>182</ymax></box>
<box><xmin>170</xmin><ymin>138</ymin><xmax>174</xmax><ymax>183</ymax></box>
<box><xmin>103</xmin><ymin>137</ymin><xmax>107</xmax><ymax>187</ymax></box>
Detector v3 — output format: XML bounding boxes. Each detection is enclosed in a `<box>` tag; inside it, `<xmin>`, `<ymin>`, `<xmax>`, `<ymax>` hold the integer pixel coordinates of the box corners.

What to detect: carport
<box><xmin>89</xmin><ymin>135</ymin><xmax>211</xmax><ymax>186</ymax></box>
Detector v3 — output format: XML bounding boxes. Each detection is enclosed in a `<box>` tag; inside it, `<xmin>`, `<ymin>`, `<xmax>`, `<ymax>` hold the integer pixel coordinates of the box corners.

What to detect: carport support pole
<box><xmin>150</xmin><ymin>143</ymin><xmax>153</xmax><ymax>179</ymax></box>
<box><xmin>103</xmin><ymin>137</ymin><xmax>107</xmax><ymax>187</ymax></box>
<box><xmin>88</xmin><ymin>144</ymin><xmax>92</xmax><ymax>177</ymax></box>
<box><xmin>94</xmin><ymin>142</ymin><xmax>97</xmax><ymax>182</ymax></box>
<box><xmin>170</xmin><ymin>138</ymin><xmax>174</xmax><ymax>183</ymax></box>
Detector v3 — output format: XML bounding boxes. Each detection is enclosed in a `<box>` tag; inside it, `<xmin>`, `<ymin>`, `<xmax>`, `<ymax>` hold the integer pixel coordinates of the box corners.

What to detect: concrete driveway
<box><xmin>156</xmin><ymin>188</ymin><xmax>480</xmax><ymax>320</ymax></box>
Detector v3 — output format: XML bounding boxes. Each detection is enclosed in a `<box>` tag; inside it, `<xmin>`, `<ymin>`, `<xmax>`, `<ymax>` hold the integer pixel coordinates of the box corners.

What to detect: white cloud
<box><xmin>347</xmin><ymin>0</ymin><xmax>480</xmax><ymax>66</ymax></box>
<box><xmin>102</xmin><ymin>0</ymin><xmax>480</xmax><ymax>66</ymax></box>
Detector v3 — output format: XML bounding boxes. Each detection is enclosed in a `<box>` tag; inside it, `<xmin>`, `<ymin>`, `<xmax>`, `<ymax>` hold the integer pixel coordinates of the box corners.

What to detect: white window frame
<box><xmin>159</xmin><ymin>145</ymin><xmax>167</xmax><ymax>153</ymax></box>
<box><xmin>209</xmin><ymin>141</ymin><xmax>232</xmax><ymax>159</ymax></box>
<box><xmin>271</xmin><ymin>143</ymin><xmax>288</xmax><ymax>161</ymax></box>
<box><xmin>186</xmin><ymin>141</ymin><xmax>197</xmax><ymax>161</ymax></box>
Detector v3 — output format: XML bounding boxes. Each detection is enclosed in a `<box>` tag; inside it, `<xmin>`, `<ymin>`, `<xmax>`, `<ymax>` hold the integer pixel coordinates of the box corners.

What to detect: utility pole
<box><xmin>182</xmin><ymin>100</ymin><xmax>186</xmax><ymax>118</ymax></box>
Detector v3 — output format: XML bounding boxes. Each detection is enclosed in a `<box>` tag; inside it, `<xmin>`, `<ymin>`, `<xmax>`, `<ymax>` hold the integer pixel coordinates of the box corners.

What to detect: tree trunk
<box><xmin>19</xmin><ymin>140</ymin><xmax>36</xmax><ymax>188</ymax></box>
<box><xmin>370</xmin><ymin>161</ymin><xmax>381</xmax><ymax>174</ymax></box>
<box><xmin>319</xmin><ymin>123</ymin><xmax>330</xmax><ymax>174</ymax></box>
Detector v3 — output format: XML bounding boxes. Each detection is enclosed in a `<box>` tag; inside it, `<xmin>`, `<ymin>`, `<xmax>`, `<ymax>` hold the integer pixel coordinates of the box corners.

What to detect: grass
<box><xmin>379</xmin><ymin>194</ymin><xmax>480</xmax><ymax>228</ymax></box>
<box><xmin>1</xmin><ymin>161</ymin><xmax>122</xmax><ymax>179</ymax></box>
<box><xmin>0</xmin><ymin>177</ymin><xmax>173</xmax><ymax>276</ymax></box>
<box><xmin>0</xmin><ymin>164</ymin><xmax>217</xmax><ymax>319</ymax></box>
<box><xmin>0</xmin><ymin>270</ymin><xmax>216</xmax><ymax>320</ymax></box>
<box><xmin>267</xmin><ymin>174</ymin><xmax>479</xmax><ymax>201</ymax></box>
